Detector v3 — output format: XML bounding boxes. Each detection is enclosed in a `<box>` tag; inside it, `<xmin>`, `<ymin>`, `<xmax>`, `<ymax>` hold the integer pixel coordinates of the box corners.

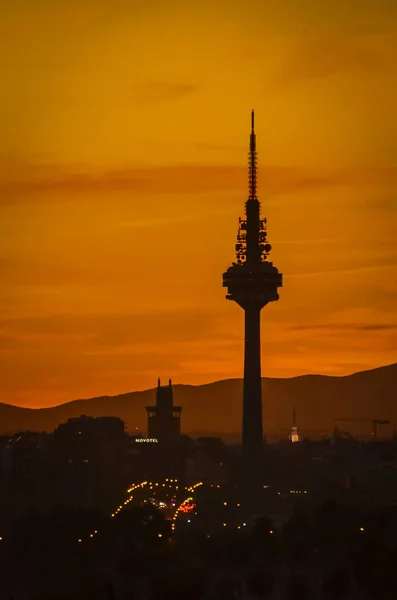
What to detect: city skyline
<box><xmin>1</xmin><ymin>0</ymin><xmax>396</xmax><ymax>408</ymax></box>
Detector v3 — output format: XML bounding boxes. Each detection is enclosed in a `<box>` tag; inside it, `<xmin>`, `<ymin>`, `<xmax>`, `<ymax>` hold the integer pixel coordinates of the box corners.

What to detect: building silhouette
<box><xmin>146</xmin><ymin>378</ymin><xmax>182</xmax><ymax>443</ymax></box>
<box><xmin>222</xmin><ymin>111</ymin><xmax>282</xmax><ymax>510</ymax></box>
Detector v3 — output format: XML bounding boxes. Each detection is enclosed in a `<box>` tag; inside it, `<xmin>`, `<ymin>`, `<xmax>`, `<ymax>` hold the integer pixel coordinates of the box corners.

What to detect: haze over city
<box><xmin>1</xmin><ymin>0</ymin><xmax>397</xmax><ymax>409</ymax></box>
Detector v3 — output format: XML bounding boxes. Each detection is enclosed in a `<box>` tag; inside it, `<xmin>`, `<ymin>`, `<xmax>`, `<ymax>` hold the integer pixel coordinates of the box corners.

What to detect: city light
<box><xmin>171</xmin><ymin>482</ymin><xmax>203</xmax><ymax>532</ymax></box>
<box><xmin>77</xmin><ymin>479</ymin><xmax>202</xmax><ymax>544</ymax></box>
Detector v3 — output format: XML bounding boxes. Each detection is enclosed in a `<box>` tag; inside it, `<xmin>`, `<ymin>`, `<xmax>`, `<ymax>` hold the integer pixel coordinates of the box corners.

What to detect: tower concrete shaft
<box><xmin>222</xmin><ymin>111</ymin><xmax>282</xmax><ymax>507</ymax></box>
<box><xmin>243</xmin><ymin>307</ymin><xmax>263</xmax><ymax>457</ymax></box>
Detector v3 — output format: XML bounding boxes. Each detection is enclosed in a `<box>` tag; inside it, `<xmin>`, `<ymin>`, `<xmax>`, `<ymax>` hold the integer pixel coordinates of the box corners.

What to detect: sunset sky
<box><xmin>1</xmin><ymin>0</ymin><xmax>396</xmax><ymax>408</ymax></box>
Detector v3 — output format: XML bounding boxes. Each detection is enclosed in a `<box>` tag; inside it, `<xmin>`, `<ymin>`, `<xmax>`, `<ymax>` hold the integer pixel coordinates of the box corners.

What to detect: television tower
<box><xmin>222</xmin><ymin>111</ymin><xmax>282</xmax><ymax>509</ymax></box>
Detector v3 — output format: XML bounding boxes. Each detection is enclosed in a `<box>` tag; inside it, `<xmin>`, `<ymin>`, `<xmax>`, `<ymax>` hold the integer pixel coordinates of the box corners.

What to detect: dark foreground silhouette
<box><xmin>1</xmin><ymin>500</ymin><xmax>397</xmax><ymax>599</ymax></box>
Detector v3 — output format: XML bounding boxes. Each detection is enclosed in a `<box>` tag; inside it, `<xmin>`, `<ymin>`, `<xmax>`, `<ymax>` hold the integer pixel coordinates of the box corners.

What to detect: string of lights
<box><xmin>77</xmin><ymin>479</ymin><xmax>202</xmax><ymax>543</ymax></box>
<box><xmin>170</xmin><ymin>482</ymin><xmax>203</xmax><ymax>532</ymax></box>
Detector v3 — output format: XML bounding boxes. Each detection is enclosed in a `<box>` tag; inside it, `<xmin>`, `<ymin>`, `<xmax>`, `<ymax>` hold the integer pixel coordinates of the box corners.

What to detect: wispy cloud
<box><xmin>1</xmin><ymin>163</ymin><xmax>396</xmax><ymax>203</ymax></box>
<box><xmin>194</xmin><ymin>143</ymin><xmax>244</xmax><ymax>152</ymax></box>
<box><xmin>133</xmin><ymin>82</ymin><xmax>197</xmax><ymax>104</ymax></box>
<box><xmin>287</xmin><ymin>260</ymin><xmax>397</xmax><ymax>279</ymax></box>
<box><xmin>290</xmin><ymin>323</ymin><xmax>397</xmax><ymax>332</ymax></box>
<box><xmin>118</xmin><ymin>214</ymin><xmax>200</xmax><ymax>229</ymax></box>
<box><xmin>0</xmin><ymin>308</ymin><xmax>226</xmax><ymax>347</ymax></box>
<box><xmin>362</xmin><ymin>197</ymin><xmax>397</xmax><ymax>211</ymax></box>
<box><xmin>272</xmin><ymin>33</ymin><xmax>397</xmax><ymax>86</ymax></box>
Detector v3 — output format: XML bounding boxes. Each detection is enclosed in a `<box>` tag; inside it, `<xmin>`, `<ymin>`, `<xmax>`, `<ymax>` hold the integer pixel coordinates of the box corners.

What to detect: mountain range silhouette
<box><xmin>1</xmin><ymin>363</ymin><xmax>396</xmax><ymax>440</ymax></box>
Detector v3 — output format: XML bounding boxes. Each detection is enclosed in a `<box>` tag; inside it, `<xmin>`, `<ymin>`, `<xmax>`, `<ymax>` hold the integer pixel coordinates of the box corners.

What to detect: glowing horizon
<box><xmin>1</xmin><ymin>0</ymin><xmax>396</xmax><ymax>408</ymax></box>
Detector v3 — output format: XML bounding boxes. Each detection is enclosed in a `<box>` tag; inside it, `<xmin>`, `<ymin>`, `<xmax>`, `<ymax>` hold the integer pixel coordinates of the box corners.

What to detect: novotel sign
<box><xmin>135</xmin><ymin>438</ymin><xmax>159</xmax><ymax>443</ymax></box>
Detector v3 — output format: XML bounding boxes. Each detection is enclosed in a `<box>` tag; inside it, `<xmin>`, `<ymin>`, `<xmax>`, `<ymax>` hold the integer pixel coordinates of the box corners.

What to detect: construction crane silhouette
<box><xmin>335</xmin><ymin>418</ymin><xmax>390</xmax><ymax>441</ymax></box>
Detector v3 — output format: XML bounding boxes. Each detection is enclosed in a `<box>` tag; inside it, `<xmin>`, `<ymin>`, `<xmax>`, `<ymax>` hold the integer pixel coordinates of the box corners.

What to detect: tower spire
<box><xmin>249</xmin><ymin>109</ymin><xmax>257</xmax><ymax>200</ymax></box>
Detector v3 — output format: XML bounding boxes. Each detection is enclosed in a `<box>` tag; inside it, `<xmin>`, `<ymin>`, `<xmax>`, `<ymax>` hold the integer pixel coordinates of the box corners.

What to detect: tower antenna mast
<box><xmin>249</xmin><ymin>109</ymin><xmax>257</xmax><ymax>200</ymax></box>
<box><xmin>222</xmin><ymin>111</ymin><xmax>283</xmax><ymax>515</ymax></box>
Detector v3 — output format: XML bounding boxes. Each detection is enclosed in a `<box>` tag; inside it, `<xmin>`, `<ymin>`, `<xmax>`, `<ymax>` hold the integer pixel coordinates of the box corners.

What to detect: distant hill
<box><xmin>0</xmin><ymin>363</ymin><xmax>396</xmax><ymax>439</ymax></box>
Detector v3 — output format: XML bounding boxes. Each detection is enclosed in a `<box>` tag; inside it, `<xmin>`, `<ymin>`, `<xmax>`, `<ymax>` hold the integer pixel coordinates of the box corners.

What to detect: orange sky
<box><xmin>1</xmin><ymin>0</ymin><xmax>396</xmax><ymax>408</ymax></box>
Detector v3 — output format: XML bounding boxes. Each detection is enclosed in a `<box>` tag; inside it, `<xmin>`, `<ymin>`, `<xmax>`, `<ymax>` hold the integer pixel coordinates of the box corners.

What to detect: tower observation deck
<box><xmin>222</xmin><ymin>111</ymin><xmax>282</xmax><ymax>510</ymax></box>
